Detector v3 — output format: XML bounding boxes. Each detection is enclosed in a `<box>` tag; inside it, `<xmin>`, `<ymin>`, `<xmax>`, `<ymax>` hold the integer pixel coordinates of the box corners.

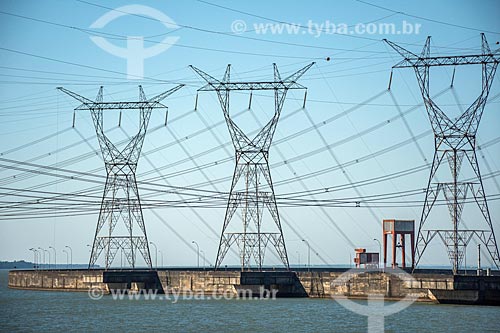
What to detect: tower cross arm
<box><xmin>384</xmin><ymin>38</ymin><xmax>500</xmax><ymax>68</ymax></box>
<box><xmin>383</xmin><ymin>38</ymin><xmax>420</xmax><ymax>67</ymax></box>
<box><xmin>57</xmin><ymin>86</ymin><xmax>95</xmax><ymax>108</ymax></box>
<box><xmin>392</xmin><ymin>54</ymin><xmax>500</xmax><ymax>68</ymax></box>
<box><xmin>148</xmin><ymin>84</ymin><xmax>185</xmax><ymax>104</ymax></box>
<box><xmin>58</xmin><ymin>86</ymin><xmax>183</xmax><ymax>110</ymax></box>
<box><xmin>190</xmin><ymin>62</ymin><xmax>314</xmax><ymax>91</ymax></box>
<box><xmin>198</xmin><ymin>81</ymin><xmax>307</xmax><ymax>91</ymax></box>
<box><xmin>73</xmin><ymin>102</ymin><xmax>170</xmax><ymax>110</ymax></box>
<box><xmin>282</xmin><ymin>62</ymin><xmax>315</xmax><ymax>86</ymax></box>
<box><xmin>189</xmin><ymin>65</ymin><xmax>223</xmax><ymax>91</ymax></box>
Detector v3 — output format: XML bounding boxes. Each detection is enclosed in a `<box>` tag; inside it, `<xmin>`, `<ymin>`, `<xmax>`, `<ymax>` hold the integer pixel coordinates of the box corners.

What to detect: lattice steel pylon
<box><xmin>190</xmin><ymin>63</ymin><xmax>314</xmax><ymax>270</ymax></box>
<box><xmin>58</xmin><ymin>84</ymin><xmax>183</xmax><ymax>269</ymax></box>
<box><xmin>385</xmin><ymin>34</ymin><xmax>500</xmax><ymax>274</ymax></box>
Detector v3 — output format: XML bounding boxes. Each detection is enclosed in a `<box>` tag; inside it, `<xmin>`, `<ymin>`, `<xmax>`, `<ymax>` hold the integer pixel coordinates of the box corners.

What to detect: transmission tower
<box><xmin>385</xmin><ymin>34</ymin><xmax>500</xmax><ymax>274</ymax></box>
<box><xmin>58</xmin><ymin>84</ymin><xmax>183</xmax><ymax>269</ymax></box>
<box><xmin>190</xmin><ymin>63</ymin><xmax>314</xmax><ymax>270</ymax></box>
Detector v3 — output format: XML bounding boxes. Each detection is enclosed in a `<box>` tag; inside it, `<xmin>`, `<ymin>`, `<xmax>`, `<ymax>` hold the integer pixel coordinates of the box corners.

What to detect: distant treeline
<box><xmin>0</xmin><ymin>260</ymin><xmax>92</xmax><ymax>269</ymax></box>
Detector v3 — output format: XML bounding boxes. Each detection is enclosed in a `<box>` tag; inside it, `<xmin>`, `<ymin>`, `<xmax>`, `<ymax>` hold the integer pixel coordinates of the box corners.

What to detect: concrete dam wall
<box><xmin>8</xmin><ymin>269</ymin><xmax>106</xmax><ymax>292</ymax></box>
<box><xmin>8</xmin><ymin>268</ymin><xmax>500</xmax><ymax>304</ymax></box>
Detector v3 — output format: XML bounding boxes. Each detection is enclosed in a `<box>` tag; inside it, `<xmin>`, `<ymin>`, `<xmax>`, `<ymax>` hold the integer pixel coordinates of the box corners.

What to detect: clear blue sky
<box><xmin>0</xmin><ymin>0</ymin><xmax>499</xmax><ymax>268</ymax></box>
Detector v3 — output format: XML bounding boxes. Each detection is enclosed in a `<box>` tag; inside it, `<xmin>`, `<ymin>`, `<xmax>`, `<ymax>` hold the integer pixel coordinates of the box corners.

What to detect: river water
<box><xmin>0</xmin><ymin>270</ymin><xmax>499</xmax><ymax>332</ymax></box>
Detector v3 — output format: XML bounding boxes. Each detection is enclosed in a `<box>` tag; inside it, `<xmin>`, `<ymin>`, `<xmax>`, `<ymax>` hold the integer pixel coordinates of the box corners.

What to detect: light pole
<box><xmin>150</xmin><ymin>241</ymin><xmax>158</xmax><ymax>269</ymax></box>
<box><xmin>62</xmin><ymin>249</ymin><xmax>69</xmax><ymax>269</ymax></box>
<box><xmin>192</xmin><ymin>241</ymin><xmax>200</xmax><ymax>269</ymax></box>
<box><xmin>159</xmin><ymin>250</ymin><xmax>164</xmax><ymax>268</ymax></box>
<box><xmin>38</xmin><ymin>247</ymin><xmax>45</xmax><ymax>268</ymax></box>
<box><xmin>65</xmin><ymin>246</ymin><xmax>73</xmax><ymax>269</ymax></box>
<box><xmin>302</xmin><ymin>239</ymin><xmax>311</xmax><ymax>272</ymax></box>
<box><xmin>38</xmin><ymin>247</ymin><xmax>49</xmax><ymax>269</ymax></box>
<box><xmin>46</xmin><ymin>249</ymin><xmax>51</xmax><ymax>269</ymax></box>
<box><xmin>29</xmin><ymin>248</ymin><xmax>37</xmax><ymax>269</ymax></box>
<box><xmin>200</xmin><ymin>250</ymin><xmax>206</xmax><ymax>269</ymax></box>
<box><xmin>86</xmin><ymin>244</ymin><xmax>93</xmax><ymax>268</ymax></box>
<box><xmin>373</xmin><ymin>238</ymin><xmax>382</xmax><ymax>271</ymax></box>
<box><xmin>296</xmin><ymin>251</ymin><xmax>300</xmax><ymax>268</ymax></box>
<box><xmin>46</xmin><ymin>250</ymin><xmax>50</xmax><ymax>269</ymax></box>
<box><xmin>36</xmin><ymin>250</ymin><xmax>40</xmax><ymax>269</ymax></box>
<box><xmin>49</xmin><ymin>246</ymin><xmax>57</xmax><ymax>269</ymax></box>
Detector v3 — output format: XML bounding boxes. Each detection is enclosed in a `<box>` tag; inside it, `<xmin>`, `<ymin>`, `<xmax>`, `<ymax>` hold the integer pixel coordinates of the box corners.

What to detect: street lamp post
<box><xmin>65</xmin><ymin>246</ymin><xmax>73</xmax><ymax>269</ymax></box>
<box><xmin>44</xmin><ymin>250</ymin><xmax>50</xmax><ymax>269</ymax></box>
<box><xmin>86</xmin><ymin>244</ymin><xmax>93</xmax><ymax>268</ymax></box>
<box><xmin>37</xmin><ymin>247</ymin><xmax>44</xmax><ymax>268</ymax></box>
<box><xmin>296</xmin><ymin>251</ymin><xmax>300</xmax><ymax>268</ymax></box>
<box><xmin>46</xmin><ymin>250</ymin><xmax>51</xmax><ymax>269</ymax></box>
<box><xmin>200</xmin><ymin>250</ymin><xmax>206</xmax><ymax>269</ymax></box>
<box><xmin>159</xmin><ymin>250</ymin><xmax>164</xmax><ymax>268</ymax></box>
<box><xmin>192</xmin><ymin>241</ymin><xmax>200</xmax><ymax>269</ymax></box>
<box><xmin>49</xmin><ymin>246</ymin><xmax>57</xmax><ymax>269</ymax></box>
<box><xmin>302</xmin><ymin>239</ymin><xmax>311</xmax><ymax>272</ymax></box>
<box><xmin>29</xmin><ymin>248</ymin><xmax>37</xmax><ymax>269</ymax></box>
<box><xmin>62</xmin><ymin>249</ymin><xmax>69</xmax><ymax>269</ymax></box>
<box><xmin>35</xmin><ymin>250</ymin><xmax>40</xmax><ymax>269</ymax></box>
<box><xmin>38</xmin><ymin>247</ymin><xmax>49</xmax><ymax>269</ymax></box>
<box><xmin>150</xmin><ymin>242</ymin><xmax>158</xmax><ymax>269</ymax></box>
<box><xmin>373</xmin><ymin>238</ymin><xmax>382</xmax><ymax>271</ymax></box>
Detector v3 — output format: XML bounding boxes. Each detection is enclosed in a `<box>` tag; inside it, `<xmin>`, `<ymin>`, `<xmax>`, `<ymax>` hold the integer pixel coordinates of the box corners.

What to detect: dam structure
<box><xmin>8</xmin><ymin>267</ymin><xmax>500</xmax><ymax>305</ymax></box>
<box><xmin>7</xmin><ymin>37</ymin><xmax>500</xmax><ymax>306</ymax></box>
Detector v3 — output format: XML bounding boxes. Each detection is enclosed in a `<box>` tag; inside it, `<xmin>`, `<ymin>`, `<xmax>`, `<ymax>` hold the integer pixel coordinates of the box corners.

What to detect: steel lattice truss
<box><xmin>418</xmin><ymin>229</ymin><xmax>494</xmax><ymax>270</ymax></box>
<box><xmin>58</xmin><ymin>84</ymin><xmax>183</xmax><ymax>269</ymax></box>
<box><xmin>385</xmin><ymin>34</ymin><xmax>500</xmax><ymax>274</ymax></box>
<box><xmin>191</xmin><ymin>63</ymin><xmax>314</xmax><ymax>270</ymax></box>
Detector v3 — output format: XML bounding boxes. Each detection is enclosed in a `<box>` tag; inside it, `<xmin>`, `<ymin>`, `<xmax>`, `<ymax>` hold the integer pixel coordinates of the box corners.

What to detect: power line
<box><xmin>354</xmin><ymin>0</ymin><xmax>500</xmax><ymax>35</ymax></box>
<box><xmin>0</xmin><ymin>47</ymin><xmax>179</xmax><ymax>83</ymax></box>
<box><xmin>75</xmin><ymin>0</ymin><xmax>392</xmax><ymax>53</ymax></box>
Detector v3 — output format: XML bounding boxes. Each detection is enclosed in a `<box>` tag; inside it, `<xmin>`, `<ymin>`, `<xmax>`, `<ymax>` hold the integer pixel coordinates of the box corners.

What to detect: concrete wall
<box><xmin>9</xmin><ymin>269</ymin><xmax>489</xmax><ymax>302</ymax></box>
<box><xmin>8</xmin><ymin>269</ymin><xmax>241</xmax><ymax>295</ymax></box>
<box><xmin>296</xmin><ymin>271</ymin><xmax>454</xmax><ymax>299</ymax></box>
<box><xmin>8</xmin><ymin>269</ymin><xmax>106</xmax><ymax>292</ymax></box>
<box><xmin>157</xmin><ymin>270</ymin><xmax>240</xmax><ymax>295</ymax></box>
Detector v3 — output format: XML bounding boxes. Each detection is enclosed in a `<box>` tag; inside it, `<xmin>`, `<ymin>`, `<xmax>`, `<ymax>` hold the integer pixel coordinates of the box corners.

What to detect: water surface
<box><xmin>1</xmin><ymin>270</ymin><xmax>499</xmax><ymax>332</ymax></box>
